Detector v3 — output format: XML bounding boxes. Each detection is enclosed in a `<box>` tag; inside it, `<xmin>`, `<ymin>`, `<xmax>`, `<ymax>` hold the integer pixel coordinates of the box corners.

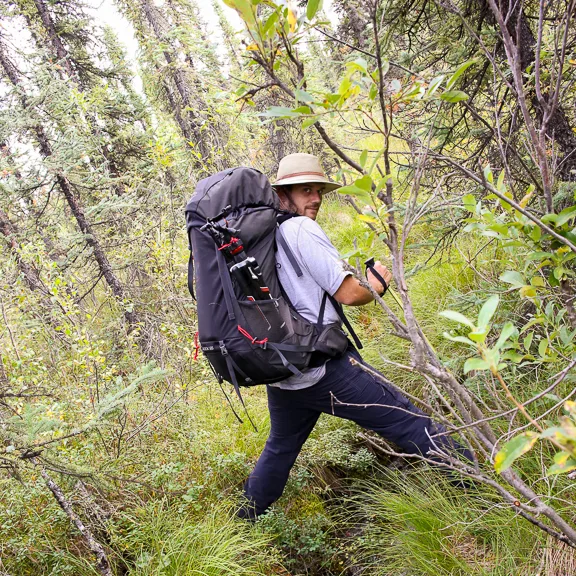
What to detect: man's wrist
<box><xmin>377</xmin><ymin>281</ymin><xmax>388</xmax><ymax>298</ymax></box>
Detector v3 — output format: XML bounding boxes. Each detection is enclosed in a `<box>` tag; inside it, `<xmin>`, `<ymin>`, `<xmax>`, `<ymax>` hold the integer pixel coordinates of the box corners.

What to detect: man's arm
<box><xmin>333</xmin><ymin>261</ymin><xmax>392</xmax><ymax>306</ymax></box>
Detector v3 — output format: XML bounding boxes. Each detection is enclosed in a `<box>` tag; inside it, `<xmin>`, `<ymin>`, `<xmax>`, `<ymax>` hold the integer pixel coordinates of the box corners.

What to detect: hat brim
<box><xmin>273</xmin><ymin>174</ymin><xmax>341</xmax><ymax>194</ymax></box>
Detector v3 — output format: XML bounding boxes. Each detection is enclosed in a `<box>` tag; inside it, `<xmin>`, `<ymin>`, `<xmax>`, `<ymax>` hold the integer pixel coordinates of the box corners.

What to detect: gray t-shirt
<box><xmin>269</xmin><ymin>216</ymin><xmax>351</xmax><ymax>390</ymax></box>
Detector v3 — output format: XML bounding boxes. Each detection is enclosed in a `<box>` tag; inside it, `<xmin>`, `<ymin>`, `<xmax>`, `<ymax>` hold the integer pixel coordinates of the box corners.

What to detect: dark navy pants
<box><xmin>242</xmin><ymin>346</ymin><xmax>471</xmax><ymax>517</ymax></box>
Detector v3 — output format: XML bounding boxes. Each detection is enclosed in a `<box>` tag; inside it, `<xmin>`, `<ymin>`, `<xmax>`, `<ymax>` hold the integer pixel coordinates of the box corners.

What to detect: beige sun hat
<box><xmin>273</xmin><ymin>153</ymin><xmax>341</xmax><ymax>193</ymax></box>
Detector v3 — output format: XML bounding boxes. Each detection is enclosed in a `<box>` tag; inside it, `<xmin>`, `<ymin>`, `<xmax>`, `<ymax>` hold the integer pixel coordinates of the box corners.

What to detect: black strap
<box><xmin>217</xmin><ymin>378</ymin><xmax>244</xmax><ymax>425</ymax></box>
<box><xmin>317</xmin><ymin>292</ymin><xmax>328</xmax><ymax>331</ymax></box>
<box><xmin>266</xmin><ymin>343</ymin><xmax>304</xmax><ymax>376</ymax></box>
<box><xmin>277</xmin><ymin>219</ymin><xmax>361</xmax><ymax>349</ymax></box>
<box><xmin>221</xmin><ymin>342</ymin><xmax>257</xmax><ymax>431</ymax></box>
<box><xmin>365</xmin><ymin>263</ymin><xmax>388</xmax><ymax>296</ymax></box>
<box><xmin>216</xmin><ymin>246</ymin><xmax>236</xmax><ymax>321</ymax></box>
<box><xmin>277</xmin><ymin>228</ymin><xmax>303</xmax><ymax>277</ymax></box>
<box><xmin>327</xmin><ymin>294</ymin><xmax>363</xmax><ymax>350</ymax></box>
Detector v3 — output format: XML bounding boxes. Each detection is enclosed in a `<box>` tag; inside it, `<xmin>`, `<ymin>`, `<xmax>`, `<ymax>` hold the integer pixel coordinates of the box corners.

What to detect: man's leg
<box><xmin>239</xmin><ymin>386</ymin><xmax>320</xmax><ymax>519</ymax></box>
<box><xmin>312</xmin><ymin>348</ymin><xmax>473</xmax><ymax>462</ymax></box>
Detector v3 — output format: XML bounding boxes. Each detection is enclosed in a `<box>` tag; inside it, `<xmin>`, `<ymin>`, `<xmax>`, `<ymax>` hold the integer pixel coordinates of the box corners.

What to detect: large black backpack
<box><xmin>185</xmin><ymin>167</ymin><xmax>361</xmax><ymax>405</ymax></box>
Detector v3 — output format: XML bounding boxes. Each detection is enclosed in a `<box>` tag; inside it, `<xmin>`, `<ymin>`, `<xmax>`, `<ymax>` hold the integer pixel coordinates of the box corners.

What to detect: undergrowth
<box><xmin>1</xmin><ymin>199</ymin><xmax>559</xmax><ymax>575</ymax></box>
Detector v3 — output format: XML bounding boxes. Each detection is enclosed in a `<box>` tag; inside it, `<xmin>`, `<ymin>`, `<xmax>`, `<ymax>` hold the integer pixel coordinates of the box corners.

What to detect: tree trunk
<box><xmin>31</xmin><ymin>0</ymin><xmax>76</xmax><ymax>79</ymax></box>
<box><xmin>0</xmin><ymin>42</ymin><xmax>143</xmax><ymax>333</ymax></box>
<box><xmin>37</xmin><ymin>464</ymin><xmax>113</xmax><ymax>576</ymax></box>
<box><xmin>485</xmin><ymin>0</ymin><xmax>576</xmax><ymax>181</ymax></box>
<box><xmin>140</xmin><ymin>0</ymin><xmax>209</xmax><ymax>161</ymax></box>
<box><xmin>0</xmin><ymin>210</ymin><xmax>45</xmax><ymax>294</ymax></box>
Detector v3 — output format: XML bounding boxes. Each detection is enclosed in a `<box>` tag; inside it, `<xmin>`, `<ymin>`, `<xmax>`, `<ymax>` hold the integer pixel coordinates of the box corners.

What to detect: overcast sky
<box><xmin>86</xmin><ymin>0</ymin><xmax>337</xmax><ymax>68</ymax></box>
<box><xmin>83</xmin><ymin>0</ymin><xmax>338</xmax><ymax>94</ymax></box>
<box><xmin>86</xmin><ymin>0</ymin><xmax>239</xmax><ymax>64</ymax></box>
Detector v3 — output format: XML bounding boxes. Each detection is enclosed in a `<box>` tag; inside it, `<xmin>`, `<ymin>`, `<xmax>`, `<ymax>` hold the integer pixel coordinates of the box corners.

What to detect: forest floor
<box><xmin>2</xmin><ymin>197</ymin><xmax>575</xmax><ymax>576</ymax></box>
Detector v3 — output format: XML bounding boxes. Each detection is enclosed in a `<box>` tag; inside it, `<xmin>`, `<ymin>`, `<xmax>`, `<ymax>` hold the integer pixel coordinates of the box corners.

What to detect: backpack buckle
<box><xmin>219</xmin><ymin>342</ymin><xmax>228</xmax><ymax>356</ymax></box>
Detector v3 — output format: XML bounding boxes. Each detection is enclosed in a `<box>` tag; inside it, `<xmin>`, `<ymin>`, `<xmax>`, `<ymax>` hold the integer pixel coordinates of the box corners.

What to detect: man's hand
<box><xmin>334</xmin><ymin>262</ymin><xmax>393</xmax><ymax>306</ymax></box>
<box><xmin>367</xmin><ymin>261</ymin><xmax>392</xmax><ymax>295</ymax></box>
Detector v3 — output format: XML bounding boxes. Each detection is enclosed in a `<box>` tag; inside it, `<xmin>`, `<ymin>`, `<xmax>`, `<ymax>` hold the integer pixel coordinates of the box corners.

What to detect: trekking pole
<box><xmin>365</xmin><ymin>257</ymin><xmax>437</xmax><ymax>356</ymax></box>
<box><xmin>364</xmin><ymin>257</ymin><xmax>403</xmax><ymax>309</ymax></box>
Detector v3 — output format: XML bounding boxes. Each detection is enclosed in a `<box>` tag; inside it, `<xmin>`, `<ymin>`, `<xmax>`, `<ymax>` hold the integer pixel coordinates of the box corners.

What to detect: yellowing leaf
<box><xmin>519</xmin><ymin>185</ymin><xmax>535</xmax><ymax>208</ymax></box>
<box><xmin>245</xmin><ymin>43</ymin><xmax>259</xmax><ymax>51</ymax></box>
<box><xmin>520</xmin><ymin>285</ymin><xmax>537</xmax><ymax>298</ymax></box>
<box><xmin>547</xmin><ymin>451</ymin><xmax>576</xmax><ymax>475</ymax></box>
<box><xmin>564</xmin><ymin>401</ymin><xmax>576</xmax><ymax>415</ymax></box>
<box><xmin>287</xmin><ymin>8</ymin><xmax>297</xmax><ymax>32</ymax></box>
<box><xmin>494</xmin><ymin>432</ymin><xmax>539</xmax><ymax>473</ymax></box>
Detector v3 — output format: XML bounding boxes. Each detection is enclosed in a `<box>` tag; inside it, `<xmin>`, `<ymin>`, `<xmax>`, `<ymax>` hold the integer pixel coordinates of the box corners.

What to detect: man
<box><xmin>238</xmin><ymin>153</ymin><xmax>470</xmax><ymax>519</ymax></box>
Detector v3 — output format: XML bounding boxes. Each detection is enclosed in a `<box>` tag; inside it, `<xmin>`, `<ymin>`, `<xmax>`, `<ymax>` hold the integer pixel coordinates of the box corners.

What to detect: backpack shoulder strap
<box><xmin>277</xmin><ymin>219</ymin><xmax>363</xmax><ymax>350</ymax></box>
<box><xmin>276</xmin><ymin>226</ymin><xmax>303</xmax><ymax>278</ymax></box>
<box><xmin>327</xmin><ymin>293</ymin><xmax>363</xmax><ymax>349</ymax></box>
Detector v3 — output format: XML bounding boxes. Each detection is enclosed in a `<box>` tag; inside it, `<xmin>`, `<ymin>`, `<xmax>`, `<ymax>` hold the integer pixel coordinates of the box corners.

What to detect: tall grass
<box><xmin>343</xmin><ymin>470</ymin><xmax>544</xmax><ymax>576</ymax></box>
<box><xmin>110</xmin><ymin>500</ymin><xmax>283</xmax><ymax>575</ymax></box>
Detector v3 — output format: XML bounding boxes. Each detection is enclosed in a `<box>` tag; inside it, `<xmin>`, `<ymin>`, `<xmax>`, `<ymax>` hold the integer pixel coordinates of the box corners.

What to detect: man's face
<box><xmin>278</xmin><ymin>183</ymin><xmax>324</xmax><ymax>220</ymax></box>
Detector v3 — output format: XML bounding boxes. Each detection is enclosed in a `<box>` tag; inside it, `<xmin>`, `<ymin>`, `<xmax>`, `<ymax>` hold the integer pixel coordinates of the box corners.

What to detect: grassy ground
<box><xmin>1</xmin><ymin>197</ymin><xmax>572</xmax><ymax>575</ymax></box>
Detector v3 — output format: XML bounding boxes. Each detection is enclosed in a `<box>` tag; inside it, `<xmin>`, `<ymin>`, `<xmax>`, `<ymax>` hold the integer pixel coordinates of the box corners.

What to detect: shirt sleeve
<box><xmin>293</xmin><ymin>218</ymin><xmax>351</xmax><ymax>296</ymax></box>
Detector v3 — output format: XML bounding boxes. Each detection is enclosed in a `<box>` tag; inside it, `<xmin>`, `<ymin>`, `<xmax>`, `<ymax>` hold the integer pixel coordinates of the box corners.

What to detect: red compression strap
<box><xmin>218</xmin><ymin>237</ymin><xmax>243</xmax><ymax>254</ymax></box>
<box><xmin>193</xmin><ymin>331</ymin><xmax>199</xmax><ymax>361</ymax></box>
<box><xmin>238</xmin><ymin>325</ymin><xmax>268</xmax><ymax>345</ymax></box>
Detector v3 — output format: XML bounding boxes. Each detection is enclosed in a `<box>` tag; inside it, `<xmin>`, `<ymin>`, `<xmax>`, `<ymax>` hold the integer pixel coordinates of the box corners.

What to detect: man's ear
<box><xmin>275</xmin><ymin>186</ymin><xmax>292</xmax><ymax>211</ymax></box>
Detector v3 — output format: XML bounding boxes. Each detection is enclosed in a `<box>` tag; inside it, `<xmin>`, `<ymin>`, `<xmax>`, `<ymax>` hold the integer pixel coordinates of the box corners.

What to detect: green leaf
<box><xmin>295</xmin><ymin>89</ymin><xmax>315</xmax><ymax>103</ymax></box>
<box><xmin>494</xmin><ymin>432</ymin><xmax>539</xmax><ymax>473</ymax></box>
<box><xmin>446</xmin><ymin>59</ymin><xmax>478</xmax><ymax>89</ymax></box>
<box><xmin>369</xmin><ymin>83</ymin><xmax>378</xmax><ymax>100</ymax></box>
<box><xmin>306</xmin><ymin>0</ymin><xmax>322</xmax><ymax>20</ymax></box>
<box><xmin>478</xmin><ymin>295</ymin><xmax>499</xmax><ymax>329</ymax></box>
<box><xmin>347</xmin><ymin>57</ymin><xmax>368</xmax><ymax>74</ymax></box>
<box><xmin>222</xmin><ymin>0</ymin><xmax>258</xmax><ymax>31</ymax></box>
<box><xmin>548</xmin><ymin>270</ymin><xmax>560</xmax><ymax>287</ymax></box>
<box><xmin>359</xmin><ymin>149</ymin><xmax>368</xmax><ymax>169</ymax></box>
<box><xmin>555</xmin><ymin>205</ymin><xmax>576</xmax><ymax>227</ymax></box>
<box><xmin>337</xmin><ymin>185</ymin><xmax>371</xmax><ymax>204</ymax></box>
<box><xmin>439</xmin><ymin>310</ymin><xmax>475</xmax><ymax>328</ymax></box>
<box><xmin>355</xmin><ymin>174</ymin><xmax>373</xmax><ymax>191</ymax></box>
<box><xmin>440</xmin><ymin>90</ymin><xmax>469</xmax><ymax>103</ymax></box>
<box><xmin>443</xmin><ymin>332</ymin><xmax>475</xmax><ymax>346</ymax></box>
<box><xmin>462</xmin><ymin>193</ymin><xmax>476</xmax><ymax>212</ymax></box>
<box><xmin>496</xmin><ymin>170</ymin><xmax>506</xmax><ymax>192</ymax></box>
<box><xmin>500</xmin><ymin>270</ymin><xmax>525</xmax><ymax>288</ymax></box>
<box><xmin>338</xmin><ymin>76</ymin><xmax>352</xmax><ymax>96</ymax></box>
<box><xmin>426</xmin><ymin>74</ymin><xmax>444</xmax><ymax>97</ymax></box>
<box><xmin>468</xmin><ymin>328</ymin><xmax>489</xmax><ymax>344</ymax></box>
<box><xmin>357</xmin><ymin>214</ymin><xmax>378</xmax><ymax>226</ymax></box>
<box><xmin>463</xmin><ymin>357</ymin><xmax>490</xmax><ymax>374</ymax></box>
<box><xmin>262</xmin><ymin>11</ymin><xmax>279</xmax><ymax>36</ymax></box>
<box><xmin>501</xmin><ymin>351</ymin><xmax>524</xmax><ymax>363</ymax></box>
<box><xmin>301</xmin><ymin>116</ymin><xmax>317</xmax><ymax>129</ymax></box>
<box><xmin>538</xmin><ymin>338</ymin><xmax>548</xmax><ymax>358</ymax></box>
<box><xmin>525</xmin><ymin>251</ymin><xmax>553</xmax><ymax>261</ymax></box>
<box><xmin>495</xmin><ymin>322</ymin><xmax>517</xmax><ymax>350</ymax></box>
<box><xmin>519</xmin><ymin>285</ymin><xmax>537</xmax><ymax>298</ymax></box>
<box><xmin>483</xmin><ymin>165</ymin><xmax>493</xmax><ymax>184</ymax></box>
<box><xmin>530</xmin><ymin>225</ymin><xmax>542</xmax><ymax>242</ymax></box>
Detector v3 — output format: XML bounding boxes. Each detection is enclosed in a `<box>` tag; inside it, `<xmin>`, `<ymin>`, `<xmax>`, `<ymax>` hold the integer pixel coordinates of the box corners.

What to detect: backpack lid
<box><xmin>185</xmin><ymin>167</ymin><xmax>279</xmax><ymax>221</ymax></box>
